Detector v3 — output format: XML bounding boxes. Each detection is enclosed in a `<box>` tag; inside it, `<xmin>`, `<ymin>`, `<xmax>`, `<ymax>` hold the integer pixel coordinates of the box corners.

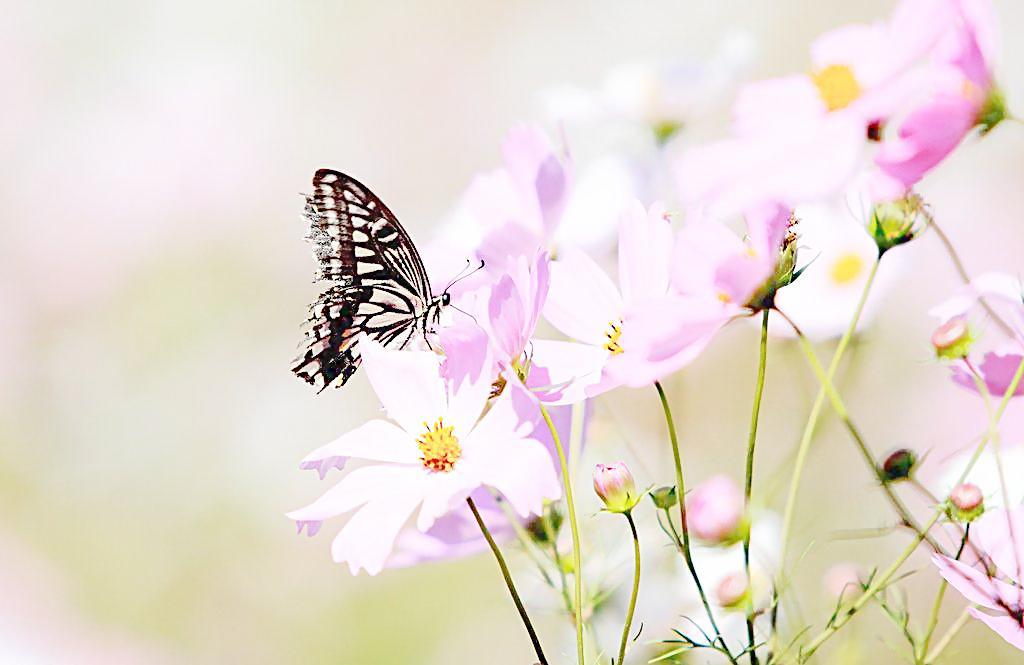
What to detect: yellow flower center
<box><xmin>604</xmin><ymin>321</ymin><xmax>624</xmax><ymax>355</ymax></box>
<box><xmin>830</xmin><ymin>252</ymin><xmax>864</xmax><ymax>285</ymax></box>
<box><xmin>811</xmin><ymin>64</ymin><xmax>861</xmax><ymax>112</ymax></box>
<box><xmin>417</xmin><ymin>417</ymin><xmax>461</xmax><ymax>473</ymax></box>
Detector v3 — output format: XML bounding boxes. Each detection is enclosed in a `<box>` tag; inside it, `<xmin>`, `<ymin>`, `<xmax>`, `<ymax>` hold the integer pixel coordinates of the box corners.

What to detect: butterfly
<box><xmin>292</xmin><ymin>169</ymin><xmax>450</xmax><ymax>392</ymax></box>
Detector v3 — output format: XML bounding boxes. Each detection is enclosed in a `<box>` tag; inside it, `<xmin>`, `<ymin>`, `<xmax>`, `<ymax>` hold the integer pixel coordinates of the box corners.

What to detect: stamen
<box><xmin>417</xmin><ymin>417</ymin><xmax>461</xmax><ymax>473</ymax></box>
<box><xmin>811</xmin><ymin>64</ymin><xmax>861</xmax><ymax>112</ymax></box>
<box><xmin>604</xmin><ymin>321</ymin><xmax>624</xmax><ymax>355</ymax></box>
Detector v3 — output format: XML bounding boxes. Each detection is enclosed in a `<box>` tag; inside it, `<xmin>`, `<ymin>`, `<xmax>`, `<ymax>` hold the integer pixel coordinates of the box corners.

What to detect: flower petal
<box><xmin>969</xmin><ymin>608</ymin><xmax>1024</xmax><ymax>652</ymax></box>
<box><xmin>527</xmin><ymin>339</ymin><xmax>610</xmax><ymax>404</ymax></box>
<box><xmin>618</xmin><ymin>200</ymin><xmax>673</xmax><ymax>305</ymax></box>
<box><xmin>287</xmin><ymin>464</ymin><xmax>424</xmax><ymax>523</ymax></box>
<box><xmin>464</xmin><ymin>390</ymin><xmax>562</xmax><ymax>517</ymax></box>
<box><xmin>298</xmin><ymin>420</ymin><xmax>418</xmax><ymax>479</ymax></box>
<box><xmin>973</xmin><ymin>507</ymin><xmax>1024</xmax><ymax>583</ymax></box>
<box><xmin>544</xmin><ymin>248</ymin><xmax>621</xmax><ymax>345</ymax></box>
<box><xmin>331</xmin><ymin>487</ymin><xmax>427</xmax><ymax>575</ymax></box>
<box><xmin>933</xmin><ymin>554</ymin><xmax>1005</xmax><ymax>610</ymax></box>
<box><xmin>361</xmin><ymin>338</ymin><xmax>445</xmax><ymax>436</ymax></box>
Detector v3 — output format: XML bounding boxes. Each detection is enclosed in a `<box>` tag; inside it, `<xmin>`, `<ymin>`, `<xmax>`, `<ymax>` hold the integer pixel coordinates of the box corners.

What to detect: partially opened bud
<box><xmin>881</xmin><ymin>448</ymin><xmax>917</xmax><ymax>482</ymax></box>
<box><xmin>948</xmin><ymin>482</ymin><xmax>985</xmax><ymax>523</ymax></box>
<box><xmin>593</xmin><ymin>462</ymin><xmax>640</xmax><ymax>514</ymax></box>
<box><xmin>932</xmin><ymin>318</ymin><xmax>972</xmax><ymax>360</ymax></box>
<box><xmin>716</xmin><ymin>572</ymin><xmax>750</xmax><ymax>609</ymax></box>
<box><xmin>868</xmin><ymin>192</ymin><xmax>930</xmax><ymax>256</ymax></box>
<box><xmin>687</xmin><ymin>475</ymin><xmax>748</xmax><ymax>545</ymax></box>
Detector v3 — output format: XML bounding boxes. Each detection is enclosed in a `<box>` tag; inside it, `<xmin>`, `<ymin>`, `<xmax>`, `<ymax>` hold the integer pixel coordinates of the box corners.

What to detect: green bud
<box><xmin>978</xmin><ymin>87</ymin><xmax>1007</xmax><ymax>135</ymax></box>
<box><xmin>868</xmin><ymin>193</ymin><xmax>930</xmax><ymax>256</ymax></box>
<box><xmin>932</xmin><ymin>317</ymin><xmax>973</xmax><ymax>360</ymax></box>
<box><xmin>649</xmin><ymin>485</ymin><xmax>678</xmax><ymax>510</ymax></box>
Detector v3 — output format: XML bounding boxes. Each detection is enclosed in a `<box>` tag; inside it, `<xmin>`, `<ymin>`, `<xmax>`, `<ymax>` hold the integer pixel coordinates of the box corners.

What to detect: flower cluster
<box><xmin>287</xmin><ymin>1</ymin><xmax>1024</xmax><ymax>661</ymax></box>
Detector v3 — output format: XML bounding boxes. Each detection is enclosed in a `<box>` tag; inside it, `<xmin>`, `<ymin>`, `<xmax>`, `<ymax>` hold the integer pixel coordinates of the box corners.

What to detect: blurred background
<box><xmin>3</xmin><ymin>1</ymin><xmax>1024</xmax><ymax>663</ymax></box>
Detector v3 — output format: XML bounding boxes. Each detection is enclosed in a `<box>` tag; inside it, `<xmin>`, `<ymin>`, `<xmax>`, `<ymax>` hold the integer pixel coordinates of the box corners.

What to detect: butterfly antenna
<box><xmin>444</xmin><ymin>259</ymin><xmax>487</xmax><ymax>293</ymax></box>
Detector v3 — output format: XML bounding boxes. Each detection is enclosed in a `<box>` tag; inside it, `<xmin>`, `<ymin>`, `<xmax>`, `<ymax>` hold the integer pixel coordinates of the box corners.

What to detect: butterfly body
<box><xmin>293</xmin><ymin>170</ymin><xmax>446</xmax><ymax>392</ymax></box>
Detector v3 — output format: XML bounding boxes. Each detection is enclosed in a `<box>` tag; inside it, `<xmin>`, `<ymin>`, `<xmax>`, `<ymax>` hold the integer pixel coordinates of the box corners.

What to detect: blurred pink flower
<box><xmin>287</xmin><ymin>338</ymin><xmax>560</xmax><ymax>575</ymax></box>
<box><xmin>930</xmin><ymin>272</ymin><xmax>1024</xmax><ymax>398</ymax></box>
<box><xmin>687</xmin><ymin>475</ymin><xmax>748</xmax><ymax>545</ymax></box>
<box><xmin>608</xmin><ymin>204</ymin><xmax>790</xmax><ymax>386</ymax></box>
<box><xmin>675</xmin><ymin>0</ymin><xmax>958</xmax><ymax>213</ymax></box>
<box><xmin>543</xmin><ymin>201</ymin><xmax>674</xmax><ymax>397</ymax></box>
<box><xmin>872</xmin><ymin>0</ymin><xmax>1001</xmax><ymax>197</ymax></box>
<box><xmin>465</xmin><ymin>125</ymin><xmax>573</xmax><ymax>271</ymax></box>
<box><xmin>934</xmin><ymin>506</ymin><xmax>1024</xmax><ymax>650</ymax></box>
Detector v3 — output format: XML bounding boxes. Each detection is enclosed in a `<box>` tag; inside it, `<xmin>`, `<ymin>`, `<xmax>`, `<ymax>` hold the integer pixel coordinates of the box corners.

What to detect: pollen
<box><xmin>417</xmin><ymin>417</ymin><xmax>461</xmax><ymax>473</ymax></box>
<box><xmin>604</xmin><ymin>321</ymin><xmax>624</xmax><ymax>355</ymax></box>
<box><xmin>811</xmin><ymin>64</ymin><xmax>861</xmax><ymax>112</ymax></box>
<box><xmin>830</xmin><ymin>252</ymin><xmax>864</xmax><ymax>285</ymax></box>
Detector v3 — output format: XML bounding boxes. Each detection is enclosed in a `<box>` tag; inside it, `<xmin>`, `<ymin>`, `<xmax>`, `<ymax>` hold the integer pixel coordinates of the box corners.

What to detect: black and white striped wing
<box><xmin>292</xmin><ymin>170</ymin><xmax>433</xmax><ymax>392</ymax></box>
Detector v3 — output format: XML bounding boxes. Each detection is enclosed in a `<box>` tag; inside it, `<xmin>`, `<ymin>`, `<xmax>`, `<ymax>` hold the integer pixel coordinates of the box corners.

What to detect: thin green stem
<box><xmin>742</xmin><ymin>309</ymin><xmax>770</xmax><ymax>665</ymax></box>
<box><xmin>778</xmin><ymin>310</ymin><xmax>945</xmax><ymax>554</ymax></box>
<box><xmin>540</xmin><ymin>509</ymin><xmax>572</xmax><ymax>613</ymax></box>
<box><xmin>917</xmin><ymin>525</ymin><xmax>969</xmax><ymax>665</ymax></box>
<box><xmin>778</xmin><ymin>260</ymin><xmax>880</xmax><ymax>565</ymax></box>
<box><xmin>616</xmin><ymin>512</ymin><xmax>641</xmax><ymax>665</ymax></box>
<box><xmin>466</xmin><ymin>496</ymin><xmax>548</xmax><ymax>665</ymax></box>
<box><xmin>654</xmin><ymin>380</ymin><xmax>736</xmax><ymax>663</ymax></box>
<box><xmin>539</xmin><ymin>402</ymin><xmax>585</xmax><ymax>665</ymax></box>
<box><xmin>923</xmin><ymin>608</ymin><xmax>971</xmax><ymax>664</ymax></box>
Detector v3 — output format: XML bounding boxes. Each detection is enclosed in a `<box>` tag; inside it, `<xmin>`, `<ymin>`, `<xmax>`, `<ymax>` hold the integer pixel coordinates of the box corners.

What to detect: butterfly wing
<box><xmin>293</xmin><ymin>170</ymin><xmax>433</xmax><ymax>391</ymax></box>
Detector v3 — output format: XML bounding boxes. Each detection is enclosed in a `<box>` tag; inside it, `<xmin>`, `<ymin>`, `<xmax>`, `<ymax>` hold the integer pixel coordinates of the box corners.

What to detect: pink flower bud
<box><xmin>823</xmin><ymin>563</ymin><xmax>861</xmax><ymax>602</ymax></box>
<box><xmin>949</xmin><ymin>482</ymin><xmax>984</xmax><ymax>522</ymax></box>
<box><xmin>716</xmin><ymin>572</ymin><xmax>749</xmax><ymax>609</ymax></box>
<box><xmin>593</xmin><ymin>462</ymin><xmax>639</xmax><ymax>514</ymax></box>
<box><xmin>687</xmin><ymin>475</ymin><xmax>748</xmax><ymax>545</ymax></box>
<box><xmin>931</xmin><ymin>317</ymin><xmax>971</xmax><ymax>359</ymax></box>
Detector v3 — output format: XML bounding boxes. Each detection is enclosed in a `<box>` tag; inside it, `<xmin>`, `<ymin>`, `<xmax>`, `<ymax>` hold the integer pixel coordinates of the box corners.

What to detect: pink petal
<box><xmin>298</xmin><ymin>419</ymin><xmax>418</xmax><ymax>479</ymax></box>
<box><xmin>527</xmin><ymin>338</ymin><xmax>610</xmax><ymax>404</ymax></box>
<box><xmin>951</xmin><ymin>352</ymin><xmax>1024</xmax><ymax>398</ymax></box>
<box><xmin>417</xmin><ymin>469</ymin><xmax>480</xmax><ymax>532</ymax></box>
<box><xmin>969</xmin><ymin>608</ymin><xmax>1024</xmax><ymax>651</ymax></box>
<box><xmin>545</xmin><ymin>248</ymin><xmax>622</xmax><ymax>345</ymax></box>
<box><xmin>287</xmin><ymin>464</ymin><xmax>424</xmax><ymax>524</ymax></box>
<box><xmin>974</xmin><ymin>507</ymin><xmax>1024</xmax><ymax>583</ymax></box>
<box><xmin>731</xmin><ymin>75</ymin><xmax>825</xmax><ymax>136</ymax></box>
<box><xmin>874</xmin><ymin>95</ymin><xmax>977</xmax><ymax>191</ymax></box>
<box><xmin>464</xmin><ymin>390</ymin><xmax>562</xmax><ymax>517</ymax></box>
<box><xmin>331</xmin><ymin>488</ymin><xmax>426</xmax><ymax>575</ymax></box>
<box><xmin>933</xmin><ymin>554</ymin><xmax>1004</xmax><ymax>610</ymax></box>
<box><xmin>361</xmin><ymin>338</ymin><xmax>445</xmax><ymax>437</ymax></box>
<box><xmin>618</xmin><ymin>200</ymin><xmax>673</xmax><ymax>305</ymax></box>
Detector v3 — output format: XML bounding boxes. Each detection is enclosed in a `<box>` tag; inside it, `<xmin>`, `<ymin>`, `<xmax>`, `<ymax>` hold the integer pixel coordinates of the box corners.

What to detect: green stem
<box><xmin>742</xmin><ymin>309</ymin><xmax>770</xmax><ymax>665</ymax></box>
<box><xmin>466</xmin><ymin>497</ymin><xmax>548</xmax><ymax>665</ymax></box>
<box><xmin>797</xmin><ymin>511</ymin><xmax>942</xmax><ymax>662</ymax></box>
<box><xmin>654</xmin><ymin>380</ymin><xmax>736</xmax><ymax>663</ymax></box>
<box><xmin>540</xmin><ymin>508</ymin><xmax>573</xmax><ymax>613</ymax></box>
<box><xmin>616</xmin><ymin>512</ymin><xmax>641</xmax><ymax>665</ymax></box>
<box><xmin>779</xmin><ymin>310</ymin><xmax>945</xmax><ymax>554</ymax></box>
<box><xmin>539</xmin><ymin>402</ymin><xmax>585</xmax><ymax>665</ymax></box>
<box><xmin>923</xmin><ymin>608</ymin><xmax>971</xmax><ymax>664</ymax></box>
<box><xmin>917</xmin><ymin>525</ymin><xmax>969</xmax><ymax>665</ymax></box>
<box><xmin>778</xmin><ymin>260</ymin><xmax>880</xmax><ymax>566</ymax></box>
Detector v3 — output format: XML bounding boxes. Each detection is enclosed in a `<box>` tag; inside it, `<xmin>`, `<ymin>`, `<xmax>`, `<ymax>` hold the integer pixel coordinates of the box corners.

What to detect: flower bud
<box><xmin>748</xmin><ymin>217</ymin><xmax>799</xmax><ymax>310</ymax></box>
<box><xmin>948</xmin><ymin>482</ymin><xmax>985</xmax><ymax>523</ymax></box>
<box><xmin>931</xmin><ymin>317</ymin><xmax>972</xmax><ymax>360</ymax></box>
<box><xmin>881</xmin><ymin>448</ymin><xmax>916</xmax><ymax>482</ymax></box>
<box><xmin>687</xmin><ymin>475</ymin><xmax>748</xmax><ymax>545</ymax></box>
<box><xmin>648</xmin><ymin>485</ymin><xmax>678</xmax><ymax>510</ymax></box>
<box><xmin>525</xmin><ymin>501</ymin><xmax>563</xmax><ymax>544</ymax></box>
<box><xmin>716</xmin><ymin>572</ymin><xmax>750</xmax><ymax>609</ymax></box>
<box><xmin>593</xmin><ymin>462</ymin><xmax>640</xmax><ymax>514</ymax></box>
<box><xmin>868</xmin><ymin>192</ymin><xmax>930</xmax><ymax>256</ymax></box>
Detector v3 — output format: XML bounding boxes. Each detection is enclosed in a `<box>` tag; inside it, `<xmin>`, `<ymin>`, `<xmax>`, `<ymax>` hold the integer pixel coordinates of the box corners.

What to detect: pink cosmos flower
<box><xmin>543</xmin><ymin>201</ymin><xmax>674</xmax><ymax>397</ymax></box>
<box><xmin>872</xmin><ymin>0</ymin><xmax>1001</xmax><ymax>198</ymax></box>
<box><xmin>686</xmin><ymin>475</ymin><xmax>748</xmax><ymax>546</ymax></box>
<box><xmin>930</xmin><ymin>272</ymin><xmax>1024</xmax><ymax>398</ymax></box>
<box><xmin>934</xmin><ymin>506</ymin><xmax>1024</xmax><ymax>651</ymax></box>
<box><xmin>607</xmin><ymin>204</ymin><xmax>791</xmax><ymax>386</ymax></box>
<box><xmin>675</xmin><ymin>0</ymin><xmax>957</xmax><ymax>214</ymax></box>
<box><xmin>287</xmin><ymin>338</ymin><xmax>560</xmax><ymax>575</ymax></box>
